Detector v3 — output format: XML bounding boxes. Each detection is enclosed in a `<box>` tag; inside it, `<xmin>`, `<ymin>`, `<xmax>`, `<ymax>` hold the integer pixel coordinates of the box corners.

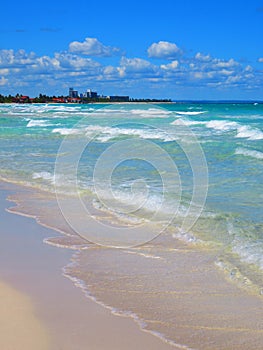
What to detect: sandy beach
<box><xmin>0</xmin><ymin>182</ymin><xmax>175</xmax><ymax>350</ymax></box>
<box><xmin>1</xmin><ymin>181</ymin><xmax>263</xmax><ymax>349</ymax></box>
<box><xmin>0</xmin><ymin>281</ymin><xmax>50</xmax><ymax>350</ymax></box>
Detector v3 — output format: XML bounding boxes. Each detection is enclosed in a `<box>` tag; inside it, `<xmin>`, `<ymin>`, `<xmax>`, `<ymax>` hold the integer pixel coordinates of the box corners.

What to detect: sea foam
<box><xmin>174</xmin><ymin>111</ymin><xmax>206</xmax><ymax>116</ymax></box>
<box><xmin>235</xmin><ymin>147</ymin><xmax>263</xmax><ymax>160</ymax></box>
<box><xmin>27</xmin><ymin>119</ymin><xmax>52</xmax><ymax>127</ymax></box>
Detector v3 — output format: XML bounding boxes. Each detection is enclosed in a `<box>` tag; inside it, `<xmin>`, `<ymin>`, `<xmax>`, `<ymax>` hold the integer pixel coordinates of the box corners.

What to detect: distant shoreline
<box><xmin>1</xmin><ymin>100</ymin><xmax>263</xmax><ymax>105</ymax></box>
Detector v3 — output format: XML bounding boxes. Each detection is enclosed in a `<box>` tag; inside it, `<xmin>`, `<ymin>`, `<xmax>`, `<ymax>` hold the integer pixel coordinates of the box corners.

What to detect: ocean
<box><xmin>1</xmin><ymin>102</ymin><xmax>263</xmax><ymax>348</ymax></box>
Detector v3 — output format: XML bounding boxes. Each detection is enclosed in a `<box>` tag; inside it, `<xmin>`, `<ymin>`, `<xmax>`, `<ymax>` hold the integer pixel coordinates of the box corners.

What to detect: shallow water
<box><xmin>1</xmin><ymin>102</ymin><xmax>263</xmax><ymax>348</ymax></box>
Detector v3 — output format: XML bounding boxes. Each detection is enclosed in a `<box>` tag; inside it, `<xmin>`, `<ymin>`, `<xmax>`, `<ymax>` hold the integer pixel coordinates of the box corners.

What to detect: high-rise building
<box><xmin>84</xmin><ymin>89</ymin><xmax>98</xmax><ymax>99</ymax></box>
<box><xmin>69</xmin><ymin>87</ymin><xmax>78</xmax><ymax>98</ymax></box>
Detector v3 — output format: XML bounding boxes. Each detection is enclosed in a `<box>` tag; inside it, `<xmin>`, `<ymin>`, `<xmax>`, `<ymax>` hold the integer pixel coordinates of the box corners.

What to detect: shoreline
<box><xmin>1</xmin><ymin>180</ymin><xmax>263</xmax><ymax>349</ymax></box>
<box><xmin>0</xmin><ymin>181</ymin><xmax>176</xmax><ymax>350</ymax></box>
<box><xmin>1</xmin><ymin>100</ymin><xmax>263</xmax><ymax>105</ymax></box>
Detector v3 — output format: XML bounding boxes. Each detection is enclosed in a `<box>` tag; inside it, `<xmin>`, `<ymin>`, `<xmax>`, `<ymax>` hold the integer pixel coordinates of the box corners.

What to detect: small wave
<box><xmin>235</xmin><ymin>147</ymin><xmax>263</xmax><ymax>160</ymax></box>
<box><xmin>172</xmin><ymin>230</ymin><xmax>200</xmax><ymax>244</ymax></box>
<box><xmin>26</xmin><ymin>119</ymin><xmax>52</xmax><ymax>127</ymax></box>
<box><xmin>171</xmin><ymin>119</ymin><xmax>206</xmax><ymax>127</ymax></box>
<box><xmin>52</xmin><ymin>128</ymin><xmax>80</xmax><ymax>135</ymax></box>
<box><xmin>215</xmin><ymin>259</ymin><xmax>263</xmax><ymax>295</ymax></box>
<box><xmin>50</xmin><ymin>105</ymin><xmax>82</xmax><ymax>112</ymax></box>
<box><xmin>52</xmin><ymin>125</ymin><xmax>175</xmax><ymax>141</ymax></box>
<box><xmin>175</xmin><ymin>111</ymin><xmax>206</xmax><ymax>116</ymax></box>
<box><xmin>31</xmin><ymin>171</ymin><xmax>77</xmax><ymax>194</ymax></box>
<box><xmin>172</xmin><ymin>117</ymin><xmax>263</xmax><ymax>141</ymax></box>
<box><xmin>204</xmin><ymin>120</ymin><xmax>263</xmax><ymax>140</ymax></box>
<box><xmin>130</xmin><ymin>108</ymin><xmax>172</xmax><ymax>118</ymax></box>
<box><xmin>205</xmin><ymin>120</ymin><xmax>238</xmax><ymax>131</ymax></box>
<box><xmin>86</xmin><ymin>107</ymin><xmax>172</xmax><ymax>119</ymax></box>
<box><xmin>225</xmin><ymin>221</ymin><xmax>263</xmax><ymax>275</ymax></box>
<box><xmin>84</xmin><ymin>124</ymin><xmax>177</xmax><ymax>142</ymax></box>
<box><xmin>53</xmin><ymin>110</ymin><xmax>95</xmax><ymax>118</ymax></box>
<box><xmin>236</xmin><ymin>125</ymin><xmax>263</xmax><ymax>140</ymax></box>
<box><xmin>231</xmin><ymin>239</ymin><xmax>263</xmax><ymax>271</ymax></box>
<box><xmin>32</xmin><ymin>171</ymin><xmax>55</xmax><ymax>183</ymax></box>
<box><xmin>124</xmin><ymin>249</ymin><xmax>164</xmax><ymax>260</ymax></box>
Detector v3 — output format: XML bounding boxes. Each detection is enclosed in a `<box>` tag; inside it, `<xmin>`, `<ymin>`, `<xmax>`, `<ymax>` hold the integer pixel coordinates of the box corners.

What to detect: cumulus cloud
<box><xmin>104</xmin><ymin>66</ymin><xmax>115</xmax><ymax>75</ymax></box>
<box><xmin>69</xmin><ymin>37</ymin><xmax>120</xmax><ymax>57</ymax></box>
<box><xmin>0</xmin><ymin>76</ymin><xmax>8</xmax><ymax>86</ymax></box>
<box><xmin>0</xmin><ymin>47</ymin><xmax>106</xmax><ymax>93</ymax></box>
<box><xmin>147</xmin><ymin>41</ymin><xmax>182</xmax><ymax>59</ymax></box>
<box><xmin>195</xmin><ymin>52</ymin><xmax>211</xmax><ymax>62</ymax></box>
<box><xmin>0</xmin><ymin>49</ymin><xmax>36</xmax><ymax>68</ymax></box>
<box><xmin>188</xmin><ymin>53</ymin><xmax>243</xmax><ymax>80</ymax></box>
<box><xmin>0</xmin><ymin>41</ymin><xmax>261</xmax><ymax>97</ymax></box>
<box><xmin>54</xmin><ymin>53</ymin><xmax>100</xmax><ymax>70</ymax></box>
<box><xmin>212</xmin><ymin>58</ymin><xmax>238</xmax><ymax>69</ymax></box>
<box><xmin>0</xmin><ymin>68</ymin><xmax>9</xmax><ymax>75</ymax></box>
<box><xmin>160</xmin><ymin>60</ymin><xmax>179</xmax><ymax>70</ymax></box>
<box><xmin>117</xmin><ymin>57</ymin><xmax>156</xmax><ymax>78</ymax></box>
<box><xmin>176</xmin><ymin>51</ymin><xmax>260</xmax><ymax>90</ymax></box>
<box><xmin>120</xmin><ymin>57</ymin><xmax>154</xmax><ymax>71</ymax></box>
<box><xmin>258</xmin><ymin>58</ymin><xmax>263</xmax><ymax>63</ymax></box>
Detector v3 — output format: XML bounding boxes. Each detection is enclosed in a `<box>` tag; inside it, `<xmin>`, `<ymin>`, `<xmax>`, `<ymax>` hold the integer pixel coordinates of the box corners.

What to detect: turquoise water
<box><xmin>1</xmin><ymin>102</ymin><xmax>263</xmax><ymax>271</ymax></box>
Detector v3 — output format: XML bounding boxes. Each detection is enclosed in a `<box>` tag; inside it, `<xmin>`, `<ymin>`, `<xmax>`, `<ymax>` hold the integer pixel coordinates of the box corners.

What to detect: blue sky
<box><xmin>1</xmin><ymin>0</ymin><xmax>263</xmax><ymax>100</ymax></box>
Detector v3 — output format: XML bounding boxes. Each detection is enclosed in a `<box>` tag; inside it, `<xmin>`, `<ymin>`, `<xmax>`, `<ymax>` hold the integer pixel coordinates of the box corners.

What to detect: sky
<box><xmin>0</xmin><ymin>0</ymin><xmax>263</xmax><ymax>100</ymax></box>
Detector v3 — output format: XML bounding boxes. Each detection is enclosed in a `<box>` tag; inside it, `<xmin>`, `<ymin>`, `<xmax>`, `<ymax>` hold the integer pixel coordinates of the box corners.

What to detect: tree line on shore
<box><xmin>0</xmin><ymin>93</ymin><xmax>172</xmax><ymax>104</ymax></box>
<box><xmin>0</xmin><ymin>94</ymin><xmax>66</xmax><ymax>103</ymax></box>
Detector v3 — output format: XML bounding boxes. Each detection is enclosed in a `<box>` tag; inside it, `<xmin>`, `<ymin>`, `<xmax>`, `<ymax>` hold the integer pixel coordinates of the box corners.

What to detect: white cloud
<box><xmin>245</xmin><ymin>65</ymin><xmax>253</xmax><ymax>72</ymax></box>
<box><xmin>225</xmin><ymin>75</ymin><xmax>243</xmax><ymax>84</ymax></box>
<box><xmin>117</xmin><ymin>67</ymin><xmax>126</xmax><ymax>77</ymax></box>
<box><xmin>212</xmin><ymin>58</ymin><xmax>238</xmax><ymax>69</ymax></box>
<box><xmin>104</xmin><ymin>66</ymin><xmax>115</xmax><ymax>75</ymax></box>
<box><xmin>69</xmin><ymin>37</ymin><xmax>120</xmax><ymax>57</ymax></box>
<box><xmin>193</xmin><ymin>72</ymin><xmax>205</xmax><ymax>79</ymax></box>
<box><xmin>195</xmin><ymin>52</ymin><xmax>211</xmax><ymax>62</ymax></box>
<box><xmin>0</xmin><ymin>41</ymin><xmax>261</xmax><ymax>97</ymax></box>
<box><xmin>0</xmin><ymin>76</ymin><xmax>8</xmax><ymax>86</ymax></box>
<box><xmin>160</xmin><ymin>60</ymin><xmax>179</xmax><ymax>70</ymax></box>
<box><xmin>258</xmin><ymin>58</ymin><xmax>263</xmax><ymax>63</ymax></box>
<box><xmin>118</xmin><ymin>57</ymin><xmax>156</xmax><ymax>77</ymax></box>
<box><xmin>187</xmin><ymin>54</ymin><xmax>245</xmax><ymax>84</ymax></box>
<box><xmin>191</xmin><ymin>53</ymin><xmax>240</xmax><ymax>73</ymax></box>
<box><xmin>147</xmin><ymin>41</ymin><xmax>182</xmax><ymax>59</ymax></box>
<box><xmin>34</xmin><ymin>55</ymin><xmax>60</xmax><ymax>71</ymax></box>
<box><xmin>0</xmin><ymin>68</ymin><xmax>9</xmax><ymax>75</ymax></box>
<box><xmin>0</xmin><ymin>50</ymin><xmax>15</xmax><ymax>65</ymax></box>
<box><xmin>219</xmin><ymin>69</ymin><xmax>234</xmax><ymax>76</ymax></box>
<box><xmin>120</xmin><ymin>57</ymin><xmax>153</xmax><ymax>71</ymax></box>
<box><xmin>182</xmin><ymin>52</ymin><xmax>258</xmax><ymax>88</ymax></box>
<box><xmin>0</xmin><ymin>49</ymin><xmax>36</xmax><ymax>68</ymax></box>
<box><xmin>54</xmin><ymin>53</ymin><xmax>100</xmax><ymax>70</ymax></box>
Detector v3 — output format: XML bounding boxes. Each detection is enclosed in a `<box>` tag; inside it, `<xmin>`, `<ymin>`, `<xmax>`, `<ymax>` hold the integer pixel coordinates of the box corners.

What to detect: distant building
<box><xmin>84</xmin><ymin>89</ymin><xmax>98</xmax><ymax>99</ymax></box>
<box><xmin>52</xmin><ymin>97</ymin><xmax>66</xmax><ymax>103</ymax></box>
<box><xmin>15</xmin><ymin>95</ymin><xmax>30</xmax><ymax>103</ymax></box>
<box><xmin>69</xmin><ymin>87</ymin><xmax>78</xmax><ymax>98</ymax></box>
<box><xmin>108</xmin><ymin>95</ymin><xmax>129</xmax><ymax>102</ymax></box>
<box><xmin>67</xmin><ymin>97</ymin><xmax>81</xmax><ymax>103</ymax></box>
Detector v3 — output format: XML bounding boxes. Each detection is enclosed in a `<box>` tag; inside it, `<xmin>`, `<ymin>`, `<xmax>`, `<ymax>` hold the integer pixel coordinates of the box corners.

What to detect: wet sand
<box><xmin>1</xmin><ymin>181</ymin><xmax>263</xmax><ymax>349</ymax></box>
<box><xmin>0</xmin><ymin>182</ymin><xmax>175</xmax><ymax>350</ymax></box>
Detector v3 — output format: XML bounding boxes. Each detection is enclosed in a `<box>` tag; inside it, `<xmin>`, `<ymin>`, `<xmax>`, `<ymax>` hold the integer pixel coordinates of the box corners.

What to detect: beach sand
<box><xmin>0</xmin><ymin>281</ymin><xmax>50</xmax><ymax>350</ymax></box>
<box><xmin>0</xmin><ymin>182</ymin><xmax>175</xmax><ymax>350</ymax></box>
<box><xmin>1</xmin><ymin>181</ymin><xmax>263</xmax><ymax>349</ymax></box>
